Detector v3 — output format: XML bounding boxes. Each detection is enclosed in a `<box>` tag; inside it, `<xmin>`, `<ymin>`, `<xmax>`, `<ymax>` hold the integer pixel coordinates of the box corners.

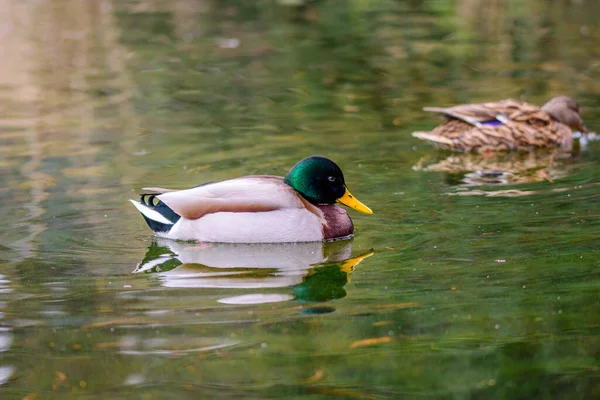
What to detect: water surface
<box><xmin>1</xmin><ymin>0</ymin><xmax>599</xmax><ymax>398</ymax></box>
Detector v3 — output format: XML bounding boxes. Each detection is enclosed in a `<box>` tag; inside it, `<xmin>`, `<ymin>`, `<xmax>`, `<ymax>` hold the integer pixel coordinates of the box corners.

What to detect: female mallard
<box><xmin>130</xmin><ymin>156</ymin><xmax>372</xmax><ymax>243</ymax></box>
<box><xmin>412</xmin><ymin>96</ymin><xmax>587</xmax><ymax>153</ymax></box>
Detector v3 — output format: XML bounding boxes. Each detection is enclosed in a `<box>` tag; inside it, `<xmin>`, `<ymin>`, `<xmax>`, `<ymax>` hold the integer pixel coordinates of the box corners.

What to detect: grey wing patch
<box><xmin>155</xmin><ymin>176</ymin><xmax>303</xmax><ymax>220</ymax></box>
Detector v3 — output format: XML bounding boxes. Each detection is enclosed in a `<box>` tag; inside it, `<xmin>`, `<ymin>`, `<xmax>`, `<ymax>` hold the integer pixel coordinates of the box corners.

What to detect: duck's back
<box><xmin>153</xmin><ymin>176</ymin><xmax>305</xmax><ymax>220</ymax></box>
<box><xmin>413</xmin><ymin>99</ymin><xmax>572</xmax><ymax>152</ymax></box>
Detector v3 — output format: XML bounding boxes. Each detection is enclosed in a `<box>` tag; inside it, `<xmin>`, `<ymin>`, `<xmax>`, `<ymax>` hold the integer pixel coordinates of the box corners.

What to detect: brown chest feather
<box><xmin>317</xmin><ymin>205</ymin><xmax>354</xmax><ymax>240</ymax></box>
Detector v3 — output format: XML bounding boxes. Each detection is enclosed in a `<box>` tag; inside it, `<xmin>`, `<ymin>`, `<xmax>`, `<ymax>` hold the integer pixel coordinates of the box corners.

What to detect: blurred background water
<box><xmin>0</xmin><ymin>0</ymin><xmax>599</xmax><ymax>398</ymax></box>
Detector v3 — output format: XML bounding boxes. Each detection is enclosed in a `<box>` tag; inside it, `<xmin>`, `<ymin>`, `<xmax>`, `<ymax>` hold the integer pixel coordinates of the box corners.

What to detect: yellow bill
<box><xmin>336</xmin><ymin>187</ymin><xmax>373</xmax><ymax>215</ymax></box>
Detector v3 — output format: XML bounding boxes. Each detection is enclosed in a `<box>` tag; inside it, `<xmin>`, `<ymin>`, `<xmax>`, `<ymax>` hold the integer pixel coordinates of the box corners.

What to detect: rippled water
<box><xmin>1</xmin><ymin>0</ymin><xmax>599</xmax><ymax>398</ymax></box>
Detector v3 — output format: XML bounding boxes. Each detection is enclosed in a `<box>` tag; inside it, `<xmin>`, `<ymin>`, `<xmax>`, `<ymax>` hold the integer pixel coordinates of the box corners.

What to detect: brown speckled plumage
<box><xmin>412</xmin><ymin>97</ymin><xmax>586</xmax><ymax>153</ymax></box>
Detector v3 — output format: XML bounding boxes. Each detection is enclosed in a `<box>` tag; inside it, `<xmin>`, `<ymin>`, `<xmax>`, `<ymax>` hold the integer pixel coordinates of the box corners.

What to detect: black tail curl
<box><xmin>139</xmin><ymin>194</ymin><xmax>181</xmax><ymax>233</ymax></box>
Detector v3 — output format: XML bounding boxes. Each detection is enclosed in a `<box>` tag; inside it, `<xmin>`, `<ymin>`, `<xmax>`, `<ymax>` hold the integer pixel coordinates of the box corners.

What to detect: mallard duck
<box><xmin>412</xmin><ymin>96</ymin><xmax>587</xmax><ymax>153</ymax></box>
<box><xmin>130</xmin><ymin>156</ymin><xmax>373</xmax><ymax>243</ymax></box>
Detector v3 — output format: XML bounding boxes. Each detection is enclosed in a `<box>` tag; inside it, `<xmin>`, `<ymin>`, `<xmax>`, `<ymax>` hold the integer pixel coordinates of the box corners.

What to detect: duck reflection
<box><xmin>413</xmin><ymin>148</ymin><xmax>576</xmax><ymax>186</ymax></box>
<box><xmin>134</xmin><ymin>239</ymin><xmax>374</xmax><ymax>305</ymax></box>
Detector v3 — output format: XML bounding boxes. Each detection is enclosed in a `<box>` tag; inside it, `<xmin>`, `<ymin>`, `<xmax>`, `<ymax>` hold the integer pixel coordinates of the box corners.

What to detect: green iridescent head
<box><xmin>284</xmin><ymin>156</ymin><xmax>372</xmax><ymax>214</ymax></box>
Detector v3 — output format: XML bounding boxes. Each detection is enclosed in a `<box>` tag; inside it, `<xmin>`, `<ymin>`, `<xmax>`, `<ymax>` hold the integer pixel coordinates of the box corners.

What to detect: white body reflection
<box><xmin>0</xmin><ymin>274</ymin><xmax>14</xmax><ymax>386</ymax></box>
<box><xmin>134</xmin><ymin>239</ymin><xmax>373</xmax><ymax>305</ymax></box>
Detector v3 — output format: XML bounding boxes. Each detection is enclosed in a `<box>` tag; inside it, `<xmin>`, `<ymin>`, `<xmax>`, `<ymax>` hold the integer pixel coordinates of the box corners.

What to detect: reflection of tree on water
<box><xmin>1</xmin><ymin>0</ymin><xmax>139</xmax><ymax>262</ymax></box>
<box><xmin>278</xmin><ymin>0</ymin><xmax>388</xmax><ymax>119</ymax></box>
<box><xmin>135</xmin><ymin>238</ymin><xmax>374</xmax><ymax>305</ymax></box>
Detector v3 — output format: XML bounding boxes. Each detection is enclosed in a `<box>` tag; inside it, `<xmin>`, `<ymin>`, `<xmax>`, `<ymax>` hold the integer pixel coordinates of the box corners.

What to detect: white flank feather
<box><xmin>129</xmin><ymin>199</ymin><xmax>174</xmax><ymax>225</ymax></box>
<box><xmin>412</xmin><ymin>132</ymin><xmax>455</xmax><ymax>145</ymax></box>
<box><xmin>164</xmin><ymin>209</ymin><xmax>323</xmax><ymax>243</ymax></box>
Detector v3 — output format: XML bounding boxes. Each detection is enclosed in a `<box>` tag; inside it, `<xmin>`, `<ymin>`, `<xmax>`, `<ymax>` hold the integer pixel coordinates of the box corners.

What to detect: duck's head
<box><xmin>284</xmin><ymin>156</ymin><xmax>373</xmax><ymax>214</ymax></box>
<box><xmin>542</xmin><ymin>96</ymin><xmax>588</xmax><ymax>133</ymax></box>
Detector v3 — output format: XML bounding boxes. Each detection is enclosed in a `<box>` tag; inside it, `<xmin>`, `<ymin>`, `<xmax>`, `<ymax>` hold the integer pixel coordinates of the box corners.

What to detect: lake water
<box><xmin>1</xmin><ymin>0</ymin><xmax>599</xmax><ymax>398</ymax></box>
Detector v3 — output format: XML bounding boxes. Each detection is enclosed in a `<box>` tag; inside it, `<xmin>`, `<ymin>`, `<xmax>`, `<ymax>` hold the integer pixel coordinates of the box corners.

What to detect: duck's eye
<box><xmin>328</xmin><ymin>176</ymin><xmax>336</xmax><ymax>182</ymax></box>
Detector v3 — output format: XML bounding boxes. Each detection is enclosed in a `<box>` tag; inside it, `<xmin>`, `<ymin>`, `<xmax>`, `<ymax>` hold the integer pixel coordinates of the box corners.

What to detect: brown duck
<box><xmin>412</xmin><ymin>96</ymin><xmax>587</xmax><ymax>153</ymax></box>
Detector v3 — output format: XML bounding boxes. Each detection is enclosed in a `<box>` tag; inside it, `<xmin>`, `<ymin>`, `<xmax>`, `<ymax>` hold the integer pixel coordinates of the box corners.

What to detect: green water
<box><xmin>1</xmin><ymin>0</ymin><xmax>600</xmax><ymax>398</ymax></box>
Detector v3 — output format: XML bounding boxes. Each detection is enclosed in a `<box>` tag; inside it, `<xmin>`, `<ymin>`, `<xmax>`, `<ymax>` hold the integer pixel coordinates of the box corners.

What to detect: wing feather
<box><xmin>423</xmin><ymin>99</ymin><xmax>543</xmax><ymax>127</ymax></box>
<box><xmin>156</xmin><ymin>176</ymin><xmax>305</xmax><ymax>220</ymax></box>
